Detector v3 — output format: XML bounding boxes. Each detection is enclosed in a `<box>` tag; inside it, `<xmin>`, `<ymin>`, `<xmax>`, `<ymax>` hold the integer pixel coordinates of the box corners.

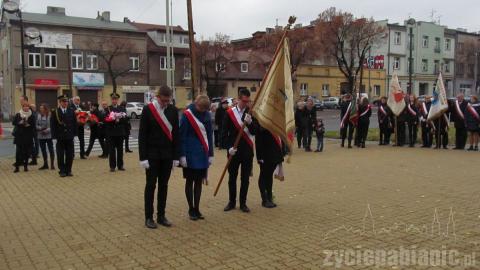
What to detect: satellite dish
<box><xmin>25</xmin><ymin>27</ymin><xmax>41</xmax><ymax>39</ymax></box>
<box><xmin>2</xmin><ymin>1</ymin><xmax>19</xmax><ymax>13</ymax></box>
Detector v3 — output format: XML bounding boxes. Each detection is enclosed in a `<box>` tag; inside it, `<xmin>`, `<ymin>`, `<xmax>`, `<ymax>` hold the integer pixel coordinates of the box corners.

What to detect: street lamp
<box><xmin>2</xmin><ymin>1</ymin><xmax>42</xmax><ymax>96</ymax></box>
<box><xmin>407</xmin><ymin>18</ymin><xmax>416</xmax><ymax>95</ymax></box>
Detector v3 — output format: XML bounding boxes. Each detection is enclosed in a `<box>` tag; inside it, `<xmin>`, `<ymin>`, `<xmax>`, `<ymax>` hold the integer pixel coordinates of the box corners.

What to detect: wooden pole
<box><xmin>66</xmin><ymin>45</ymin><xmax>73</xmax><ymax>95</ymax></box>
<box><xmin>213</xmin><ymin>18</ymin><xmax>294</xmax><ymax>197</ymax></box>
<box><xmin>186</xmin><ymin>0</ymin><xmax>199</xmax><ymax>97</ymax></box>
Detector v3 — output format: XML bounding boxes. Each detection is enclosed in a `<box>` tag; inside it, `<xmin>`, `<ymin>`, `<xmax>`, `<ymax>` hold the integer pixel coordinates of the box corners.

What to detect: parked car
<box><xmin>126</xmin><ymin>102</ymin><xmax>144</xmax><ymax>119</ymax></box>
<box><xmin>313</xmin><ymin>99</ymin><xmax>325</xmax><ymax>111</ymax></box>
<box><xmin>323</xmin><ymin>97</ymin><xmax>340</xmax><ymax>109</ymax></box>
<box><xmin>212</xmin><ymin>97</ymin><xmax>234</xmax><ymax>107</ymax></box>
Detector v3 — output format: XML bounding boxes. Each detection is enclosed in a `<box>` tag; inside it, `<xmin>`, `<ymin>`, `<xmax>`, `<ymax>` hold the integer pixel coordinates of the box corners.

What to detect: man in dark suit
<box><xmin>98</xmin><ymin>101</ymin><xmax>109</xmax><ymax>158</ymax></box>
<box><xmin>221</xmin><ymin>88</ymin><xmax>257</xmax><ymax>213</ymax></box>
<box><xmin>51</xmin><ymin>94</ymin><xmax>78</xmax><ymax>177</ymax></box>
<box><xmin>451</xmin><ymin>93</ymin><xmax>468</xmax><ymax>150</ymax></box>
<box><xmin>106</xmin><ymin>93</ymin><xmax>128</xmax><ymax>172</ymax></box>
<box><xmin>139</xmin><ymin>86</ymin><xmax>180</xmax><ymax>229</ymax></box>
<box><xmin>70</xmin><ymin>96</ymin><xmax>86</xmax><ymax>159</ymax></box>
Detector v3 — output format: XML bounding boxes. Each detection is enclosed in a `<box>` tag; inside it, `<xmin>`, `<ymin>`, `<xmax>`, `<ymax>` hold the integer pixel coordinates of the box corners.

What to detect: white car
<box><xmin>126</xmin><ymin>102</ymin><xmax>144</xmax><ymax>119</ymax></box>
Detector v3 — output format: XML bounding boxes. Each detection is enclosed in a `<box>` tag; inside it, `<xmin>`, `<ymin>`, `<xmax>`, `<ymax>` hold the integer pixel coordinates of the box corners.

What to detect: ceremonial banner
<box><xmin>387</xmin><ymin>73</ymin><xmax>406</xmax><ymax>116</ymax></box>
<box><xmin>428</xmin><ymin>73</ymin><xmax>449</xmax><ymax>121</ymax></box>
<box><xmin>251</xmin><ymin>37</ymin><xmax>295</xmax><ymax>152</ymax></box>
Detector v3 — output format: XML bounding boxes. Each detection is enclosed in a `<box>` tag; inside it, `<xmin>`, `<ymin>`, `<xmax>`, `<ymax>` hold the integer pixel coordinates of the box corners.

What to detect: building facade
<box><xmin>454</xmin><ymin>30</ymin><xmax>480</xmax><ymax>96</ymax></box>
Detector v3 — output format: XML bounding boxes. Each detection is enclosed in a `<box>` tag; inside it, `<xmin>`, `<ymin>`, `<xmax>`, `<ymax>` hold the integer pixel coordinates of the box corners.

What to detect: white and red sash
<box><xmin>359</xmin><ymin>104</ymin><xmax>371</xmax><ymax>117</ymax></box>
<box><xmin>184</xmin><ymin>109</ymin><xmax>209</xmax><ymax>154</ymax></box>
<box><xmin>340</xmin><ymin>102</ymin><xmax>352</xmax><ymax>128</ymax></box>
<box><xmin>407</xmin><ymin>104</ymin><xmax>417</xmax><ymax>116</ymax></box>
<box><xmin>378</xmin><ymin>105</ymin><xmax>387</xmax><ymax>116</ymax></box>
<box><xmin>271</xmin><ymin>132</ymin><xmax>282</xmax><ymax>150</ymax></box>
<box><xmin>455</xmin><ymin>100</ymin><xmax>465</xmax><ymax>120</ymax></box>
<box><xmin>227</xmin><ymin>106</ymin><xmax>255</xmax><ymax>148</ymax></box>
<box><xmin>467</xmin><ymin>103</ymin><xmax>480</xmax><ymax>122</ymax></box>
<box><xmin>148</xmin><ymin>101</ymin><xmax>173</xmax><ymax>141</ymax></box>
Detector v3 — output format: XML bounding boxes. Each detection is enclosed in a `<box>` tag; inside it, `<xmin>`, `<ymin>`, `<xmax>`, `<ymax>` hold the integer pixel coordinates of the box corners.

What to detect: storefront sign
<box><xmin>73</xmin><ymin>72</ymin><xmax>104</xmax><ymax>87</ymax></box>
<box><xmin>35</xmin><ymin>31</ymin><xmax>73</xmax><ymax>49</ymax></box>
<box><xmin>34</xmin><ymin>79</ymin><xmax>59</xmax><ymax>86</ymax></box>
<box><xmin>122</xmin><ymin>86</ymin><xmax>150</xmax><ymax>93</ymax></box>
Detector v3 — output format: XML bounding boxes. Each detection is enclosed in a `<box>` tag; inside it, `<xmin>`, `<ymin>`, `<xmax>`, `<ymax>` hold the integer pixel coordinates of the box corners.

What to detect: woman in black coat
<box><xmin>465</xmin><ymin>96</ymin><xmax>480</xmax><ymax>151</ymax></box>
<box><xmin>13</xmin><ymin>103</ymin><xmax>35</xmax><ymax>172</ymax></box>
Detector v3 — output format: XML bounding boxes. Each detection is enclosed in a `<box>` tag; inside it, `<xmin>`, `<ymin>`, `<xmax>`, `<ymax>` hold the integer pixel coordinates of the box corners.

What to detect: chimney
<box><xmin>123</xmin><ymin>17</ymin><xmax>131</xmax><ymax>23</ymax></box>
<box><xmin>101</xmin><ymin>11</ymin><xmax>111</xmax><ymax>22</ymax></box>
<box><xmin>294</xmin><ymin>23</ymin><xmax>303</xmax><ymax>29</ymax></box>
<box><xmin>46</xmin><ymin>6</ymin><xmax>66</xmax><ymax>16</ymax></box>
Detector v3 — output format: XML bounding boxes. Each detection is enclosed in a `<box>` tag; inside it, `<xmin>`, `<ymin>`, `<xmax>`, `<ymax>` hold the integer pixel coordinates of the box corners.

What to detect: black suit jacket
<box><xmin>451</xmin><ymin>100</ymin><xmax>468</xmax><ymax>129</ymax></box>
<box><xmin>138</xmin><ymin>104</ymin><xmax>180</xmax><ymax>161</ymax></box>
<box><xmin>221</xmin><ymin>107</ymin><xmax>257</xmax><ymax>159</ymax></box>
<box><xmin>51</xmin><ymin>107</ymin><xmax>78</xmax><ymax>140</ymax></box>
<box><xmin>255</xmin><ymin>126</ymin><xmax>285</xmax><ymax>165</ymax></box>
<box><xmin>105</xmin><ymin>105</ymin><xmax>127</xmax><ymax>137</ymax></box>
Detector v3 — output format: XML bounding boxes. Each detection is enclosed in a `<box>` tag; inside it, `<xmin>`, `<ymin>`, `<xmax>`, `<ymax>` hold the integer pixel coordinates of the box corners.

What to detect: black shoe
<box><xmin>314</xmin><ymin>149</ymin><xmax>320</xmax><ymax>152</ymax></box>
<box><xmin>348</xmin><ymin>145</ymin><xmax>352</xmax><ymax>149</ymax></box>
<box><xmin>80</xmin><ymin>156</ymin><xmax>86</xmax><ymax>160</ymax></box>
<box><xmin>13</xmin><ymin>167</ymin><xmax>19</xmax><ymax>173</ymax></box>
<box><xmin>361</xmin><ymin>144</ymin><xmax>365</xmax><ymax>148</ymax></box>
<box><xmin>224</xmin><ymin>203</ymin><xmax>235</xmax><ymax>211</ymax></box>
<box><xmin>195</xmin><ymin>209</ymin><xmax>205</xmax><ymax>220</ymax></box>
<box><xmin>188</xmin><ymin>209</ymin><xmax>198</xmax><ymax>221</ymax></box>
<box><xmin>262</xmin><ymin>201</ymin><xmax>275</xmax><ymax>208</ymax></box>
<box><xmin>67</xmin><ymin>172</ymin><xmax>73</xmax><ymax>177</ymax></box>
<box><xmin>110</xmin><ymin>168</ymin><xmax>115</xmax><ymax>172</ymax></box>
<box><xmin>240</xmin><ymin>205</ymin><xmax>250</xmax><ymax>213</ymax></box>
<box><xmin>443</xmin><ymin>146</ymin><xmax>448</xmax><ymax>150</ymax></box>
<box><xmin>475</xmin><ymin>146</ymin><xmax>479</xmax><ymax>151</ymax></box>
<box><xmin>270</xmin><ymin>201</ymin><xmax>277</xmax><ymax>208</ymax></box>
<box><xmin>39</xmin><ymin>164</ymin><xmax>48</xmax><ymax>170</ymax></box>
<box><xmin>98</xmin><ymin>154</ymin><xmax>107</xmax><ymax>158</ymax></box>
<box><xmin>341</xmin><ymin>143</ymin><xmax>345</xmax><ymax>148</ymax></box>
<box><xmin>118</xmin><ymin>167</ymin><xmax>125</xmax><ymax>171</ymax></box>
<box><xmin>157</xmin><ymin>216</ymin><xmax>172</xmax><ymax>227</ymax></box>
<box><xmin>467</xmin><ymin>146</ymin><xmax>474</xmax><ymax>151</ymax></box>
<box><xmin>145</xmin><ymin>218</ymin><xmax>157</xmax><ymax>229</ymax></box>
<box><xmin>125</xmin><ymin>149</ymin><xmax>133</xmax><ymax>153</ymax></box>
<box><xmin>59</xmin><ymin>172</ymin><xmax>67</xmax><ymax>177</ymax></box>
<box><xmin>24</xmin><ymin>166</ymin><xmax>28</xmax><ymax>172</ymax></box>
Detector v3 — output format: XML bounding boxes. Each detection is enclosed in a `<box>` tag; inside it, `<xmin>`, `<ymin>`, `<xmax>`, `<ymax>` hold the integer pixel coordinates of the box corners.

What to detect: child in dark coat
<box><xmin>315</xmin><ymin>119</ymin><xmax>325</xmax><ymax>152</ymax></box>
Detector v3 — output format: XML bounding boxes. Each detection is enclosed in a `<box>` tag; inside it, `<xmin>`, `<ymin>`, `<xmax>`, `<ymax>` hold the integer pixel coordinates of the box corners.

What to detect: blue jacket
<box><xmin>180</xmin><ymin>104</ymin><xmax>214</xmax><ymax>169</ymax></box>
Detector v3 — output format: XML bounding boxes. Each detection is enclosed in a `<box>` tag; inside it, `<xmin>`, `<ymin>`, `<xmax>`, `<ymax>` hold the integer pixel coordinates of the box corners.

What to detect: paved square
<box><xmin>1</xmin><ymin>141</ymin><xmax>479</xmax><ymax>269</ymax></box>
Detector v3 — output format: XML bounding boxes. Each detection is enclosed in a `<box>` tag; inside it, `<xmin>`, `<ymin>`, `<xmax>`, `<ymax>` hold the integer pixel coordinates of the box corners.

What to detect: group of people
<box><xmin>338</xmin><ymin>92</ymin><xmax>480</xmax><ymax>150</ymax></box>
<box><xmin>294</xmin><ymin>98</ymin><xmax>325</xmax><ymax>152</ymax></box>
<box><xmin>139</xmin><ymin>87</ymin><xmax>286</xmax><ymax>229</ymax></box>
<box><xmin>11</xmin><ymin>94</ymin><xmax>133</xmax><ymax>175</ymax></box>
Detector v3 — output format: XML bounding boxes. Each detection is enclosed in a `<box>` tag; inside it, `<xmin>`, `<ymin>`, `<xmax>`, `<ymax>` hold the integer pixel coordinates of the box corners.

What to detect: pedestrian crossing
<box><xmin>73</xmin><ymin>135</ymin><xmax>138</xmax><ymax>154</ymax></box>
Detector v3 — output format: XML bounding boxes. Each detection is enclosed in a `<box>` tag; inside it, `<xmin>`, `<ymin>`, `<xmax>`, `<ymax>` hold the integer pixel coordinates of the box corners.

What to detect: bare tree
<box><xmin>88</xmin><ymin>37</ymin><xmax>143</xmax><ymax>93</ymax></box>
<box><xmin>314</xmin><ymin>7</ymin><xmax>385</xmax><ymax>94</ymax></box>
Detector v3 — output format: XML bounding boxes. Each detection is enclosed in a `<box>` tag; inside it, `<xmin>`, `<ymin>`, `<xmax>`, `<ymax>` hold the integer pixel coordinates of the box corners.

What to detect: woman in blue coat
<box><xmin>180</xmin><ymin>95</ymin><xmax>214</xmax><ymax>220</ymax></box>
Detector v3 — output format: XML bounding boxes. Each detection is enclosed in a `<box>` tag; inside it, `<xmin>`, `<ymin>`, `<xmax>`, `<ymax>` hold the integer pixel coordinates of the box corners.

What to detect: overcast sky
<box><xmin>19</xmin><ymin>0</ymin><xmax>480</xmax><ymax>40</ymax></box>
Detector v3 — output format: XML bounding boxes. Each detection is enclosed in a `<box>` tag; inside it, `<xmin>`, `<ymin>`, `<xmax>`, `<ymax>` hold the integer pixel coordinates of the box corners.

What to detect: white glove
<box><xmin>228</xmin><ymin>147</ymin><xmax>237</xmax><ymax>156</ymax></box>
<box><xmin>173</xmin><ymin>160</ymin><xmax>180</xmax><ymax>167</ymax></box>
<box><xmin>139</xmin><ymin>160</ymin><xmax>150</xmax><ymax>169</ymax></box>
<box><xmin>258</xmin><ymin>160</ymin><xmax>264</xmax><ymax>164</ymax></box>
<box><xmin>208</xmin><ymin>157</ymin><xmax>214</xmax><ymax>165</ymax></box>
<box><xmin>180</xmin><ymin>157</ymin><xmax>187</xmax><ymax>167</ymax></box>
<box><xmin>244</xmin><ymin>113</ymin><xmax>252</xmax><ymax>125</ymax></box>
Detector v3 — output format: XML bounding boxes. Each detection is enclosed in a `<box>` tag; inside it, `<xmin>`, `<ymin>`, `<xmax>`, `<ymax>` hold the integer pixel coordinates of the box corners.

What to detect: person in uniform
<box><xmin>451</xmin><ymin>93</ymin><xmax>468</xmax><ymax>150</ymax></box>
<box><xmin>256</xmin><ymin>125</ymin><xmax>285</xmax><ymax>208</ymax></box>
<box><xmin>419</xmin><ymin>96</ymin><xmax>434</xmax><ymax>148</ymax></box>
<box><xmin>51</xmin><ymin>94</ymin><xmax>77</xmax><ymax>177</ymax></box>
<box><xmin>340</xmin><ymin>94</ymin><xmax>355</xmax><ymax>148</ymax></box>
<box><xmin>179</xmin><ymin>95</ymin><xmax>214</xmax><ymax>220</ymax></box>
<box><xmin>304</xmin><ymin>98</ymin><xmax>317</xmax><ymax>152</ymax></box>
<box><xmin>377</xmin><ymin>96</ymin><xmax>392</xmax><ymax>145</ymax></box>
<box><xmin>105</xmin><ymin>93</ymin><xmax>128</xmax><ymax>172</ymax></box>
<box><xmin>406</xmin><ymin>95</ymin><xmax>419</xmax><ymax>147</ymax></box>
<box><xmin>98</xmin><ymin>101</ymin><xmax>109</xmax><ymax>158</ymax></box>
<box><xmin>221</xmin><ymin>88</ymin><xmax>257</xmax><ymax>213</ymax></box>
<box><xmin>70</xmin><ymin>96</ymin><xmax>86</xmax><ymax>159</ymax></box>
<box><xmin>85</xmin><ymin>103</ymin><xmax>105</xmax><ymax>157</ymax></box>
<box><xmin>357</xmin><ymin>97</ymin><xmax>372</xmax><ymax>148</ymax></box>
<box><xmin>12</xmin><ymin>102</ymin><xmax>35</xmax><ymax>172</ymax></box>
<box><xmin>120</xmin><ymin>101</ymin><xmax>133</xmax><ymax>153</ymax></box>
<box><xmin>139</xmin><ymin>86</ymin><xmax>180</xmax><ymax>229</ymax></box>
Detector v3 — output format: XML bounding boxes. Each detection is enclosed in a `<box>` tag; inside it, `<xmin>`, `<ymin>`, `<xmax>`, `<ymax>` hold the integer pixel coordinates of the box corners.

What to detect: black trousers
<box><xmin>214</xmin><ymin>130</ymin><xmax>220</xmax><ymax>147</ymax></box>
<box><xmin>228</xmin><ymin>154</ymin><xmax>253</xmax><ymax>206</ymax></box>
<box><xmin>258</xmin><ymin>162</ymin><xmax>277</xmax><ymax>203</ymax></box>
<box><xmin>396</xmin><ymin>120</ymin><xmax>406</xmax><ymax>146</ymax></box>
<box><xmin>435</xmin><ymin>127</ymin><xmax>449</xmax><ymax>148</ymax></box>
<box><xmin>108</xmin><ymin>136</ymin><xmax>124</xmax><ymax>169</ymax></box>
<box><xmin>86</xmin><ymin>131</ymin><xmax>105</xmax><ymax>156</ymax></box>
<box><xmin>407</xmin><ymin>123</ymin><xmax>418</xmax><ymax>146</ymax></box>
<box><xmin>98</xmin><ymin>132</ymin><xmax>107</xmax><ymax>156</ymax></box>
<box><xmin>303</xmin><ymin>126</ymin><xmax>313</xmax><ymax>149</ymax></box>
<box><xmin>32</xmin><ymin>134</ymin><xmax>39</xmax><ymax>160</ymax></box>
<box><xmin>421</xmin><ymin>122</ymin><xmax>433</xmax><ymax>147</ymax></box>
<box><xmin>124</xmin><ymin>135</ymin><xmax>130</xmax><ymax>151</ymax></box>
<box><xmin>56</xmin><ymin>139</ymin><xmax>74</xmax><ymax>174</ymax></box>
<box><xmin>379</xmin><ymin>124</ymin><xmax>391</xmax><ymax>144</ymax></box>
<box><xmin>16</xmin><ymin>143</ymin><xmax>32</xmax><ymax>167</ymax></box>
<box><xmin>296</xmin><ymin>127</ymin><xmax>303</xmax><ymax>148</ymax></box>
<box><xmin>39</xmin><ymin>139</ymin><xmax>54</xmax><ymax>164</ymax></box>
<box><xmin>357</xmin><ymin>120</ymin><xmax>370</xmax><ymax>146</ymax></box>
<box><xmin>340</xmin><ymin>122</ymin><xmax>355</xmax><ymax>146</ymax></box>
<box><xmin>77</xmin><ymin>126</ymin><xmax>85</xmax><ymax>157</ymax></box>
<box><xmin>455</xmin><ymin>127</ymin><xmax>467</xmax><ymax>149</ymax></box>
<box><xmin>144</xmin><ymin>159</ymin><xmax>172</xmax><ymax>219</ymax></box>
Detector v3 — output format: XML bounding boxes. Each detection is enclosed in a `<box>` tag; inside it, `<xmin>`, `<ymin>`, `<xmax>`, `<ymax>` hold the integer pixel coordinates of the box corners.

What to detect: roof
<box><xmin>7</xmin><ymin>12</ymin><xmax>139</xmax><ymax>32</ymax></box>
<box><xmin>130</xmin><ymin>22</ymin><xmax>188</xmax><ymax>34</ymax></box>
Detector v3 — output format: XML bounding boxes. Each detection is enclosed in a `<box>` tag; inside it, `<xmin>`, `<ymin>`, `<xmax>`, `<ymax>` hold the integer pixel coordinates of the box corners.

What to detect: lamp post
<box><xmin>2</xmin><ymin>1</ymin><xmax>41</xmax><ymax>97</ymax></box>
<box><xmin>407</xmin><ymin>18</ymin><xmax>416</xmax><ymax>96</ymax></box>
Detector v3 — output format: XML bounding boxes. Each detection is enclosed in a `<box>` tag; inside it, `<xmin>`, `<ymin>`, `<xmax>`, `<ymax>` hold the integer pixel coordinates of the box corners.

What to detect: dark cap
<box><xmin>110</xmin><ymin>93</ymin><xmax>120</xmax><ymax>99</ymax></box>
<box><xmin>57</xmin><ymin>94</ymin><xmax>68</xmax><ymax>101</ymax></box>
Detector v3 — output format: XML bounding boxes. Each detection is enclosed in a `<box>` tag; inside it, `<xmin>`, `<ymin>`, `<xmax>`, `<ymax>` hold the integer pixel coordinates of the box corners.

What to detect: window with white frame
<box><xmin>422</xmin><ymin>59</ymin><xmax>428</xmax><ymax>72</ymax></box>
<box><xmin>322</xmin><ymin>84</ymin><xmax>330</xmax><ymax>97</ymax></box>
<box><xmin>240</xmin><ymin>62</ymin><xmax>248</xmax><ymax>73</ymax></box>
<box><xmin>129</xmin><ymin>56</ymin><xmax>140</xmax><ymax>71</ymax></box>
<box><xmin>86</xmin><ymin>53</ymin><xmax>98</xmax><ymax>70</ymax></box>
<box><xmin>28</xmin><ymin>49</ymin><xmax>41</xmax><ymax>68</ymax></box>
<box><xmin>434</xmin><ymin>60</ymin><xmax>440</xmax><ymax>74</ymax></box>
<box><xmin>216</xmin><ymin>62</ymin><xmax>226</xmax><ymax>72</ymax></box>
<box><xmin>183</xmin><ymin>58</ymin><xmax>191</xmax><ymax>79</ymax></box>
<box><xmin>394</xmin><ymin>32</ymin><xmax>401</xmax><ymax>45</ymax></box>
<box><xmin>71</xmin><ymin>51</ymin><xmax>83</xmax><ymax>70</ymax></box>
<box><xmin>445</xmin><ymin>38</ymin><xmax>451</xmax><ymax>51</ymax></box>
<box><xmin>422</xmin><ymin>36</ymin><xmax>429</xmax><ymax>48</ymax></box>
<box><xmin>434</xmin><ymin>37</ymin><xmax>441</xmax><ymax>52</ymax></box>
<box><xmin>393</xmin><ymin>57</ymin><xmax>400</xmax><ymax>70</ymax></box>
<box><xmin>44</xmin><ymin>49</ymin><xmax>57</xmax><ymax>69</ymax></box>
<box><xmin>374</xmin><ymin>85</ymin><xmax>381</xmax><ymax>96</ymax></box>
<box><xmin>160</xmin><ymin>56</ymin><xmax>175</xmax><ymax>70</ymax></box>
<box><xmin>300</xmin><ymin>83</ymin><xmax>308</xmax><ymax>96</ymax></box>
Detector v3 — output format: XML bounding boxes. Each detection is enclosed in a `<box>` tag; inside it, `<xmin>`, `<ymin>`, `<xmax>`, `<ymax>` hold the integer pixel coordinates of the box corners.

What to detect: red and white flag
<box><xmin>387</xmin><ymin>73</ymin><xmax>406</xmax><ymax>117</ymax></box>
